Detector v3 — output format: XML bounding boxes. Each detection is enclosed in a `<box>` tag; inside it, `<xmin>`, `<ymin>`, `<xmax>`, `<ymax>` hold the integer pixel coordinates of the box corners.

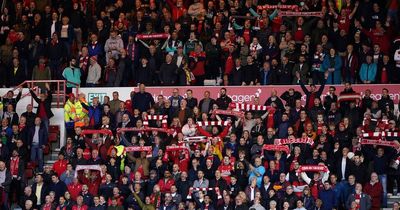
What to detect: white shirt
<box><xmin>35</xmin><ymin>183</ymin><xmax>43</xmax><ymax>205</ymax></box>
<box><xmin>250</xmin><ymin>187</ymin><xmax>255</xmax><ymax>201</ymax></box>
<box><xmin>51</xmin><ymin>21</ymin><xmax>56</xmax><ymax>36</ymax></box>
<box><xmin>32</xmin><ymin>126</ymin><xmax>40</xmax><ymax>144</ymax></box>
<box><xmin>176</xmin><ymin>56</ymin><xmax>183</xmax><ymax>67</ymax></box>
<box><xmin>341</xmin><ymin>157</ymin><xmax>346</xmax><ymax>180</ymax></box>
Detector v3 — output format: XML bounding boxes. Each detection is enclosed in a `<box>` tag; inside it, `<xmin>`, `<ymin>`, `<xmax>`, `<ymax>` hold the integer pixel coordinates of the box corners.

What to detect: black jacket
<box><xmin>159</xmin><ymin>62</ymin><xmax>178</xmax><ymax>85</ymax></box>
<box><xmin>229</xmin><ymin>67</ymin><xmax>244</xmax><ymax>85</ymax></box>
<box><xmin>0</xmin><ymin>168</ymin><xmax>12</xmax><ymax>192</ymax></box>
<box><xmin>31</xmin><ymin>182</ymin><xmax>49</xmax><ymax>205</ymax></box>
<box><xmin>258</xmin><ymin>69</ymin><xmax>275</xmax><ymax>85</ymax></box>
<box><xmin>29</xmin><ymin>89</ymin><xmax>54</xmax><ymax>118</ymax></box>
<box><xmin>8</xmin><ymin>66</ymin><xmax>26</xmax><ymax>87</ymax></box>
<box><xmin>274</xmin><ymin>63</ymin><xmax>293</xmax><ymax>85</ymax></box>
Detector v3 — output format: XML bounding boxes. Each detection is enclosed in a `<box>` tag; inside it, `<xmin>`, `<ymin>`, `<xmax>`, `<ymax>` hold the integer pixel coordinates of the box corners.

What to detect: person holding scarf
<box><xmin>78</xmin><ymin>46</ymin><xmax>90</xmax><ymax>86</ymax></box>
<box><xmin>322</xmin><ymin>48</ymin><xmax>342</xmax><ymax>84</ymax></box>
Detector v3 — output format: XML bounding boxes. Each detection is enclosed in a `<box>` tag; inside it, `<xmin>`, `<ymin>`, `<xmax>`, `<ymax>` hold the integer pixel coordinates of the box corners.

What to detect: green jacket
<box><xmin>133</xmin><ymin>192</ymin><xmax>159</xmax><ymax>210</ymax></box>
<box><xmin>62</xmin><ymin>67</ymin><xmax>81</xmax><ymax>87</ymax></box>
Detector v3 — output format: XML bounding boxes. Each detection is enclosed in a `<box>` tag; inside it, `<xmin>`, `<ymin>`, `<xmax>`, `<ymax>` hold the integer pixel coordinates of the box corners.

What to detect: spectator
<box><xmin>359</xmin><ymin>55</ymin><xmax>377</xmax><ymax>84</ymax></box>
<box><xmin>322</xmin><ymin>48</ymin><xmax>342</xmax><ymax>84</ymax></box>
<box><xmin>0</xmin><ymin>160</ymin><xmax>12</xmax><ymax>209</ymax></box>
<box><xmin>160</xmin><ymin>54</ymin><xmax>178</xmax><ymax>86</ymax></box>
<box><xmin>49</xmin><ymin>173</ymin><xmax>68</xmax><ymax>201</ymax></box>
<box><xmin>364</xmin><ymin>172</ymin><xmax>383</xmax><ymax>210</ymax></box>
<box><xmin>136</xmin><ymin>57</ymin><xmax>153</xmax><ymax>86</ymax></box>
<box><xmin>28</xmin><ymin>117</ymin><xmax>48</xmax><ymax>172</ymax></box>
<box><xmin>32</xmin><ymin>57</ymin><xmax>52</xmax><ymax>89</ymax></box>
<box><xmin>215</xmin><ymin>88</ymin><xmax>232</xmax><ymax>110</ymax></box>
<box><xmin>29</xmin><ymin>83</ymin><xmax>53</xmax><ymax>132</ymax></box>
<box><xmin>229</xmin><ymin>58</ymin><xmax>244</xmax><ymax>86</ymax></box>
<box><xmin>104</xmin><ymin>58</ymin><xmax>121</xmax><ymax>87</ymax></box>
<box><xmin>46</xmin><ymin>33</ymin><xmax>66</xmax><ymax>79</ymax></box>
<box><xmin>318</xmin><ymin>181</ymin><xmax>337</xmax><ymax>210</ymax></box>
<box><xmin>346</xmin><ymin>183</ymin><xmax>372</xmax><ymax>210</ymax></box>
<box><xmin>131</xmin><ymin>84</ymin><xmax>155</xmax><ymax>113</ymax></box>
<box><xmin>104</xmin><ymin>31</ymin><xmax>124</xmax><ymax>63</ymax></box>
<box><xmin>8</xmin><ymin>57</ymin><xmax>26</xmax><ymax>87</ymax></box>
<box><xmin>198</xmin><ymin>91</ymin><xmax>215</xmax><ymax>114</ymax></box>
<box><xmin>86</xmin><ymin>56</ymin><xmax>102</xmax><ymax>87</ymax></box>
<box><xmin>62</xmin><ymin>58</ymin><xmax>81</xmax><ymax>93</ymax></box>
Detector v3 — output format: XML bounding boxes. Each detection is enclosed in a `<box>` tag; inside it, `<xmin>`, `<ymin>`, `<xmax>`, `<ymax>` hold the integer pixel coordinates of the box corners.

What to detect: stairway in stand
<box><xmin>44</xmin><ymin>125</ymin><xmax>61</xmax><ymax>166</ymax></box>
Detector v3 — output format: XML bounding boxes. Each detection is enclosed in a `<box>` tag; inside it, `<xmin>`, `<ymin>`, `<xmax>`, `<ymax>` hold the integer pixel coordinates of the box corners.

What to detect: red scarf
<box><xmin>10</xmin><ymin>157</ymin><xmax>19</xmax><ymax>176</ymax></box>
<box><xmin>42</xmin><ymin>203</ymin><xmax>52</xmax><ymax>210</ymax></box>
<box><xmin>354</xmin><ymin>193</ymin><xmax>361</xmax><ymax>209</ymax></box>
<box><xmin>105</xmin><ymin>66</ymin><xmax>116</xmax><ymax>81</ymax></box>
<box><xmin>80</xmin><ymin>56</ymin><xmax>89</xmax><ymax>72</ymax></box>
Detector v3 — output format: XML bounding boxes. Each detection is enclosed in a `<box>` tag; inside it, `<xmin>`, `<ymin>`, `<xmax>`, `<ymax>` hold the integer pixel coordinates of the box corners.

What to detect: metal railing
<box><xmin>2</xmin><ymin>80</ymin><xmax>80</xmax><ymax>108</ymax></box>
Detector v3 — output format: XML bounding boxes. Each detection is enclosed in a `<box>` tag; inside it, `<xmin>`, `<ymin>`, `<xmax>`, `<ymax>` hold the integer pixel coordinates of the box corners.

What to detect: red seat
<box><xmin>49</xmin><ymin>125</ymin><xmax>60</xmax><ymax>133</ymax></box>
<box><xmin>48</xmin><ymin>133</ymin><xmax>58</xmax><ymax>143</ymax></box>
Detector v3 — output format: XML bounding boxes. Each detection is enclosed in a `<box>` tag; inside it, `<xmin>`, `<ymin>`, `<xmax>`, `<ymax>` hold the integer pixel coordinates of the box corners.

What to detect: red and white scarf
<box><xmin>362</xmin><ymin>131</ymin><xmax>398</xmax><ymax>138</ymax></box>
<box><xmin>81</xmin><ymin>129</ymin><xmax>113</xmax><ymax>136</ymax></box>
<box><xmin>278</xmin><ymin>11</ymin><xmax>324</xmax><ymax>17</ymax></box>
<box><xmin>297</xmin><ymin>165</ymin><xmax>329</xmax><ymax>174</ymax></box>
<box><xmin>197</xmin><ymin>121</ymin><xmax>230</xmax><ymax>127</ymax></box>
<box><xmin>74</xmin><ymin>165</ymin><xmax>103</xmax><ymax>177</ymax></box>
<box><xmin>229</xmin><ymin>102</ymin><xmax>272</xmax><ymax>111</ymax></box>
<box><xmin>211</xmin><ymin>109</ymin><xmax>244</xmax><ymax>120</ymax></box>
<box><xmin>274</xmin><ymin>137</ymin><xmax>314</xmax><ymax>146</ymax></box>
<box><xmin>262</xmin><ymin>144</ymin><xmax>290</xmax><ymax>154</ymax></box>
<box><xmin>136</xmin><ymin>33</ymin><xmax>169</xmax><ymax>39</ymax></box>
<box><xmin>187</xmin><ymin>187</ymin><xmax>222</xmax><ymax>199</ymax></box>
<box><xmin>361</xmin><ymin>139</ymin><xmax>400</xmax><ymax>152</ymax></box>
<box><xmin>79</xmin><ymin>56</ymin><xmax>89</xmax><ymax>71</ymax></box>
<box><xmin>117</xmin><ymin>127</ymin><xmax>177</xmax><ymax>136</ymax></box>
<box><xmin>124</xmin><ymin>146</ymin><xmax>152</xmax><ymax>157</ymax></box>
<box><xmin>257</xmin><ymin>4</ymin><xmax>299</xmax><ymax>11</ymax></box>
<box><xmin>337</xmin><ymin>93</ymin><xmax>361</xmax><ymax>103</ymax></box>
<box><xmin>143</xmin><ymin>115</ymin><xmax>168</xmax><ymax>128</ymax></box>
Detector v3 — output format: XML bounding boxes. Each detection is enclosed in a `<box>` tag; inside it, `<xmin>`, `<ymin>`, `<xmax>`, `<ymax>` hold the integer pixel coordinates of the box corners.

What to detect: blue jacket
<box><xmin>359</xmin><ymin>63</ymin><xmax>377</xmax><ymax>82</ymax></box>
<box><xmin>322</xmin><ymin>55</ymin><xmax>342</xmax><ymax>84</ymax></box>
<box><xmin>319</xmin><ymin>188</ymin><xmax>336</xmax><ymax>210</ymax></box>
<box><xmin>248</xmin><ymin>166</ymin><xmax>265</xmax><ymax>188</ymax></box>
<box><xmin>88</xmin><ymin>42</ymin><xmax>103</xmax><ymax>57</ymax></box>
<box><xmin>28</xmin><ymin>125</ymin><xmax>48</xmax><ymax>147</ymax></box>
<box><xmin>81</xmin><ymin>103</ymin><xmax>103</xmax><ymax>127</ymax></box>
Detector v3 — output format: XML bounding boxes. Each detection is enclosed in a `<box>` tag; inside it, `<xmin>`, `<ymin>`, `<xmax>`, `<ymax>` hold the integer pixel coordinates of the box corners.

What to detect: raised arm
<box><xmin>29</xmin><ymin>89</ymin><xmax>40</xmax><ymax>103</ymax></box>
<box><xmin>196</xmin><ymin>125</ymin><xmax>212</xmax><ymax>137</ymax></box>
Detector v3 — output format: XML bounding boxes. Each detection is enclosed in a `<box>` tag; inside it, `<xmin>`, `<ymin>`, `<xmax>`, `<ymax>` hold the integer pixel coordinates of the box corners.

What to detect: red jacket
<box><xmin>72</xmin><ymin>205</ymin><xmax>88</xmax><ymax>210</ymax></box>
<box><xmin>166</xmin><ymin>0</ymin><xmax>187</xmax><ymax>21</ymax></box>
<box><xmin>364</xmin><ymin>182</ymin><xmax>383</xmax><ymax>210</ymax></box>
<box><xmin>158</xmin><ymin>178</ymin><xmax>175</xmax><ymax>193</ymax></box>
<box><xmin>189</xmin><ymin>51</ymin><xmax>206</xmax><ymax>76</ymax></box>
<box><xmin>67</xmin><ymin>183</ymin><xmax>82</xmax><ymax>201</ymax></box>
<box><xmin>53</xmin><ymin>159</ymin><xmax>68</xmax><ymax>176</ymax></box>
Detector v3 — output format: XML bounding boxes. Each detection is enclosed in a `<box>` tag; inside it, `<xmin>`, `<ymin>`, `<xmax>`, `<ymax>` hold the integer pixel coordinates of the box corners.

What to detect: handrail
<box><xmin>1</xmin><ymin>80</ymin><xmax>80</xmax><ymax>108</ymax></box>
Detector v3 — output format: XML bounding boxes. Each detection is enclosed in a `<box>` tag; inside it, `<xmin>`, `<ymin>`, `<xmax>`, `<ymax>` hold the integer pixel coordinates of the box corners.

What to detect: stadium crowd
<box><xmin>0</xmin><ymin>0</ymin><xmax>400</xmax><ymax>209</ymax></box>
<box><xmin>0</xmin><ymin>0</ymin><xmax>399</xmax><ymax>87</ymax></box>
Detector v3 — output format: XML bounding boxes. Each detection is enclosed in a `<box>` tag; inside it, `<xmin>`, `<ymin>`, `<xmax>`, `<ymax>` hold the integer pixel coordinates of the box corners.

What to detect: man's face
<box><xmin>324</xmin><ymin>183</ymin><xmax>331</xmax><ymax>190</ymax></box>
<box><xmin>220</xmin><ymin>89</ymin><xmax>226</xmax><ymax>96</ymax></box>
<box><xmin>113</xmin><ymin>93</ymin><xmax>118</xmax><ymax>100</ymax></box>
